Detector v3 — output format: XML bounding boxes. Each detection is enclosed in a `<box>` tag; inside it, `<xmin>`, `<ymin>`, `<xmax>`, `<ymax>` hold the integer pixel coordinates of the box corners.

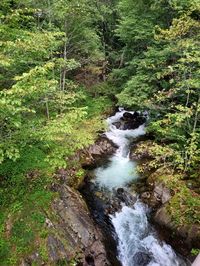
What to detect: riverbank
<box><xmin>0</xmin><ymin>96</ymin><xmax>114</xmax><ymax>266</ymax></box>
<box><xmin>130</xmin><ymin>139</ymin><xmax>200</xmax><ymax>261</ymax></box>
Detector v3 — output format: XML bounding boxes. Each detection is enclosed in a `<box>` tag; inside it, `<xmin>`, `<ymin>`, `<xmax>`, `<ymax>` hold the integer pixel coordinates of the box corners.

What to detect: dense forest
<box><xmin>0</xmin><ymin>0</ymin><xmax>199</xmax><ymax>265</ymax></box>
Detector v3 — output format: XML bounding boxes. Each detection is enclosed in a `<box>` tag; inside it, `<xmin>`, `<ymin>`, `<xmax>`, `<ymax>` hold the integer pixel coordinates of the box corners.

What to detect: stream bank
<box><xmin>129</xmin><ymin>140</ymin><xmax>200</xmax><ymax>260</ymax></box>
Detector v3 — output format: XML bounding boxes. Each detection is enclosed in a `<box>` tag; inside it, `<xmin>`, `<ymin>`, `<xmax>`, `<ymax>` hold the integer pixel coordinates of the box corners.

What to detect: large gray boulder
<box><xmin>81</xmin><ymin>136</ymin><xmax>118</xmax><ymax>167</ymax></box>
<box><xmin>21</xmin><ymin>185</ymin><xmax>109</xmax><ymax>266</ymax></box>
<box><xmin>50</xmin><ymin>185</ymin><xmax>109</xmax><ymax>265</ymax></box>
<box><xmin>154</xmin><ymin>206</ymin><xmax>200</xmax><ymax>249</ymax></box>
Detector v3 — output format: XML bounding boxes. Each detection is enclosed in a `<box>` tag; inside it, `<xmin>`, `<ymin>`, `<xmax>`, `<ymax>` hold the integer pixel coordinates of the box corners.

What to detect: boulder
<box><xmin>116</xmin><ymin>188</ymin><xmax>137</xmax><ymax>207</ymax></box>
<box><xmin>133</xmin><ymin>252</ymin><xmax>151</xmax><ymax>266</ymax></box>
<box><xmin>141</xmin><ymin>191</ymin><xmax>151</xmax><ymax>200</ymax></box>
<box><xmin>153</xmin><ymin>206</ymin><xmax>200</xmax><ymax>249</ymax></box>
<box><xmin>120</xmin><ymin>111</ymin><xmax>146</xmax><ymax>130</ymax></box>
<box><xmin>50</xmin><ymin>185</ymin><xmax>109</xmax><ymax>266</ymax></box>
<box><xmin>22</xmin><ymin>185</ymin><xmax>109</xmax><ymax>265</ymax></box>
<box><xmin>82</xmin><ymin>136</ymin><xmax>118</xmax><ymax>168</ymax></box>
<box><xmin>111</xmin><ymin>111</ymin><xmax>146</xmax><ymax>131</ymax></box>
<box><xmin>122</xmin><ymin>112</ymin><xmax>134</xmax><ymax>120</ymax></box>
<box><xmin>139</xmin><ymin>182</ymin><xmax>172</xmax><ymax>208</ymax></box>
<box><xmin>154</xmin><ymin>182</ymin><xmax>171</xmax><ymax>204</ymax></box>
<box><xmin>153</xmin><ymin>206</ymin><xmax>173</xmax><ymax>230</ymax></box>
<box><xmin>132</xmin><ymin>111</ymin><xmax>140</xmax><ymax>119</ymax></box>
<box><xmin>112</xmin><ymin>121</ymin><xmax>121</xmax><ymax>129</ymax></box>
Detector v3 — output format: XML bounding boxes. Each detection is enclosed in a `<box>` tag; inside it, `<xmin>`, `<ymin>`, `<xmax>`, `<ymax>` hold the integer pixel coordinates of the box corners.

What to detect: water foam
<box><xmin>95</xmin><ymin>156</ymin><xmax>138</xmax><ymax>189</ymax></box>
<box><xmin>111</xmin><ymin>202</ymin><xmax>188</xmax><ymax>266</ymax></box>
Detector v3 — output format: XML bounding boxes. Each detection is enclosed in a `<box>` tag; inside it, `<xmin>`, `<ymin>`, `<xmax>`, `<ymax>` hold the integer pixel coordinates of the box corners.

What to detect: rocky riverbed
<box><xmin>80</xmin><ymin>109</ymin><xmax>191</xmax><ymax>266</ymax></box>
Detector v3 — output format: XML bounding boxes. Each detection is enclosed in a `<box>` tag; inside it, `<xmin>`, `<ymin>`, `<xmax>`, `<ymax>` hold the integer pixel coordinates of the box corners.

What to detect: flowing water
<box><xmin>83</xmin><ymin>109</ymin><xmax>190</xmax><ymax>266</ymax></box>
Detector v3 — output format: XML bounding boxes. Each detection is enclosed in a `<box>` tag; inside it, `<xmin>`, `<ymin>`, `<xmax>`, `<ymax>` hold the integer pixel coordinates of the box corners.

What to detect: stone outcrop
<box><xmin>153</xmin><ymin>182</ymin><xmax>171</xmax><ymax>204</ymax></box>
<box><xmin>140</xmin><ymin>181</ymin><xmax>172</xmax><ymax>208</ymax></box>
<box><xmin>21</xmin><ymin>185</ymin><xmax>109</xmax><ymax>266</ymax></box>
<box><xmin>153</xmin><ymin>206</ymin><xmax>200</xmax><ymax>249</ymax></box>
<box><xmin>81</xmin><ymin>136</ymin><xmax>118</xmax><ymax>168</ymax></box>
<box><xmin>133</xmin><ymin>252</ymin><xmax>151</xmax><ymax>266</ymax></box>
<box><xmin>49</xmin><ymin>185</ymin><xmax>109</xmax><ymax>265</ymax></box>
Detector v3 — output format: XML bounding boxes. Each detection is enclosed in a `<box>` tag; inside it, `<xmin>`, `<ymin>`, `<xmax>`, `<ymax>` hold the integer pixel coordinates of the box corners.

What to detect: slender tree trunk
<box><xmin>46</xmin><ymin>99</ymin><xmax>50</xmax><ymax>120</ymax></box>
<box><xmin>185</xmin><ymin>96</ymin><xmax>199</xmax><ymax>171</ymax></box>
<box><xmin>47</xmin><ymin>0</ymin><xmax>52</xmax><ymax>27</ymax></box>
<box><xmin>62</xmin><ymin>37</ymin><xmax>67</xmax><ymax>91</ymax></box>
<box><xmin>192</xmin><ymin>96</ymin><xmax>199</xmax><ymax>133</ymax></box>
<box><xmin>60</xmin><ymin>67</ymin><xmax>62</xmax><ymax>90</ymax></box>
<box><xmin>119</xmin><ymin>49</ymin><xmax>125</xmax><ymax>68</ymax></box>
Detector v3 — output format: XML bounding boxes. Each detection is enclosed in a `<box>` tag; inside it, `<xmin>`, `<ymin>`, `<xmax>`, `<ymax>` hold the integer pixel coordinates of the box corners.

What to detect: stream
<box><xmin>81</xmin><ymin>109</ymin><xmax>190</xmax><ymax>266</ymax></box>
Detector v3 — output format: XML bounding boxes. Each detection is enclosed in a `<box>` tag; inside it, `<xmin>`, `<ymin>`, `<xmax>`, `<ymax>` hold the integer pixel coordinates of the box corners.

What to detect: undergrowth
<box><xmin>0</xmin><ymin>94</ymin><xmax>112</xmax><ymax>265</ymax></box>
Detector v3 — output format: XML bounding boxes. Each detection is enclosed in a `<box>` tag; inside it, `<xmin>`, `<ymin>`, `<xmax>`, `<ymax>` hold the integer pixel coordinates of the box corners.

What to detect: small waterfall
<box><xmin>91</xmin><ymin>109</ymin><xmax>189</xmax><ymax>266</ymax></box>
<box><xmin>94</xmin><ymin>110</ymin><xmax>145</xmax><ymax>189</ymax></box>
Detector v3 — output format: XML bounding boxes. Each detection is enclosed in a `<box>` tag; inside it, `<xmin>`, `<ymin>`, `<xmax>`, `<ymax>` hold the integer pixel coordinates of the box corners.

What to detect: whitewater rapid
<box><xmin>93</xmin><ymin>109</ymin><xmax>189</xmax><ymax>266</ymax></box>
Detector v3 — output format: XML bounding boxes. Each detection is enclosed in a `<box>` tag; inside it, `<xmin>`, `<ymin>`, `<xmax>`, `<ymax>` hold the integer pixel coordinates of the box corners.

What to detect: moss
<box><xmin>167</xmin><ymin>186</ymin><xmax>200</xmax><ymax>226</ymax></box>
<box><xmin>191</xmin><ymin>248</ymin><xmax>200</xmax><ymax>256</ymax></box>
<box><xmin>67</xmin><ymin>168</ymin><xmax>86</xmax><ymax>189</ymax></box>
<box><xmin>39</xmin><ymin>241</ymin><xmax>49</xmax><ymax>262</ymax></box>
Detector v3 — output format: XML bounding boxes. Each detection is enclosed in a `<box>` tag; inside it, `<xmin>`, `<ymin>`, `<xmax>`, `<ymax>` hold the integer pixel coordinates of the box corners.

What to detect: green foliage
<box><xmin>1</xmin><ymin>0</ymin><xmax>199</xmax><ymax>263</ymax></box>
<box><xmin>114</xmin><ymin>0</ymin><xmax>200</xmax><ymax>231</ymax></box>
<box><xmin>168</xmin><ymin>185</ymin><xmax>200</xmax><ymax>225</ymax></box>
<box><xmin>191</xmin><ymin>248</ymin><xmax>200</xmax><ymax>256</ymax></box>
<box><xmin>0</xmin><ymin>1</ymin><xmax>114</xmax><ymax>264</ymax></box>
<box><xmin>116</xmin><ymin>0</ymin><xmax>200</xmax><ymax>175</ymax></box>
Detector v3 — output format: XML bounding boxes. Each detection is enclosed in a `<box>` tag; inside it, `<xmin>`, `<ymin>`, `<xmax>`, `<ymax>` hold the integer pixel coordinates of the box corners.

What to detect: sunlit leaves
<box><xmin>116</xmin><ymin>0</ymin><xmax>200</xmax><ymax>175</ymax></box>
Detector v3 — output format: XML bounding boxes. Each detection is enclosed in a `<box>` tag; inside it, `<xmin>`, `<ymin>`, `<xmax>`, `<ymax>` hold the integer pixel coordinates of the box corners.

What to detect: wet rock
<box><xmin>117</xmin><ymin>188</ymin><xmax>124</xmax><ymax>194</ymax></box>
<box><xmin>122</xmin><ymin>112</ymin><xmax>134</xmax><ymax>120</ymax></box>
<box><xmin>91</xmin><ymin>137</ymin><xmax>118</xmax><ymax>155</ymax></box>
<box><xmin>133</xmin><ymin>252</ymin><xmax>151</xmax><ymax>266</ymax></box>
<box><xmin>97</xmin><ymin>189</ymin><xmax>138</xmax><ymax>216</ymax></box>
<box><xmin>153</xmin><ymin>206</ymin><xmax>200</xmax><ymax>249</ymax></box>
<box><xmin>132</xmin><ymin>111</ymin><xmax>140</xmax><ymax>119</ymax></box>
<box><xmin>120</xmin><ymin>111</ymin><xmax>146</xmax><ymax>130</ymax></box>
<box><xmin>50</xmin><ymin>185</ymin><xmax>109</xmax><ymax>265</ymax></box>
<box><xmin>116</xmin><ymin>188</ymin><xmax>137</xmax><ymax>206</ymax></box>
<box><xmin>141</xmin><ymin>191</ymin><xmax>151</xmax><ymax>200</ymax></box>
<box><xmin>112</xmin><ymin>121</ymin><xmax>121</xmax><ymax>129</ymax></box>
<box><xmin>82</xmin><ymin>137</ymin><xmax>118</xmax><ymax>168</ymax></box>
<box><xmin>139</xmin><ymin>182</ymin><xmax>172</xmax><ymax>208</ymax></box>
<box><xmin>153</xmin><ymin>182</ymin><xmax>171</xmax><ymax>204</ymax></box>
<box><xmin>111</xmin><ymin>111</ymin><xmax>146</xmax><ymax>131</ymax></box>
